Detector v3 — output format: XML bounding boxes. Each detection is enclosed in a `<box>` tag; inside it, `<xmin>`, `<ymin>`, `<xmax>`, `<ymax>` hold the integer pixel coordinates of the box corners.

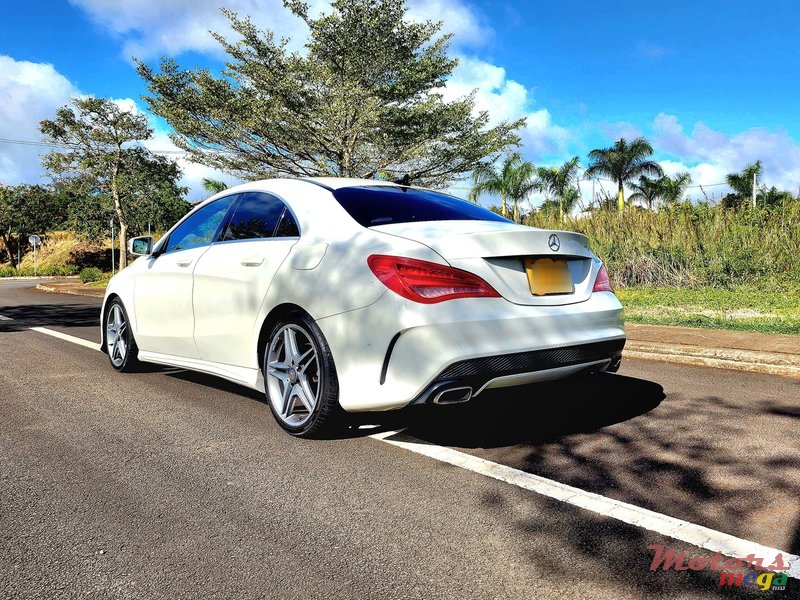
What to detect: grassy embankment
<box><xmin>0</xmin><ymin>231</ymin><xmax>111</xmax><ymax>279</ymax></box>
<box><xmin>527</xmin><ymin>203</ymin><xmax>800</xmax><ymax>334</ymax></box>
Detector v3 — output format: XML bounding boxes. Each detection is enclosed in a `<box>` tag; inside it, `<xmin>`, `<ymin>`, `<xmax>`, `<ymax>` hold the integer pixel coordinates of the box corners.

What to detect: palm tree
<box><xmin>469</xmin><ymin>153</ymin><xmax>537</xmax><ymax>222</ymax></box>
<box><xmin>584</xmin><ymin>137</ymin><xmax>664</xmax><ymax>212</ymax></box>
<box><xmin>658</xmin><ymin>172</ymin><xmax>692</xmax><ymax>206</ymax></box>
<box><xmin>724</xmin><ymin>161</ymin><xmax>762</xmax><ymax>208</ymax></box>
<box><xmin>628</xmin><ymin>175</ymin><xmax>662</xmax><ymax>210</ymax></box>
<box><xmin>536</xmin><ymin>156</ymin><xmax>581</xmax><ymax>222</ymax></box>
<box><xmin>202</xmin><ymin>177</ymin><xmax>228</xmax><ymax>195</ymax></box>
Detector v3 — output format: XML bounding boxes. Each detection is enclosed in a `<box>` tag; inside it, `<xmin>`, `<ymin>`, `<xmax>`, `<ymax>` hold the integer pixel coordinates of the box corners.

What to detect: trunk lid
<box><xmin>371</xmin><ymin>220</ymin><xmax>599</xmax><ymax>306</ymax></box>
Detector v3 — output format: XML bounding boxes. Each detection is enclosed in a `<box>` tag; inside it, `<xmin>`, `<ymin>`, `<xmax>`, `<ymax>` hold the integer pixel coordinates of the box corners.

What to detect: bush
<box><xmin>79</xmin><ymin>267</ymin><xmax>104</xmax><ymax>283</ymax></box>
<box><xmin>0</xmin><ymin>264</ymin><xmax>80</xmax><ymax>277</ymax></box>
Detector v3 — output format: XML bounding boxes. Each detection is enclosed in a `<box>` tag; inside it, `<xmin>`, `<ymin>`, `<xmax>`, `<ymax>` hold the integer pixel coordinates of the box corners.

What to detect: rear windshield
<box><xmin>332</xmin><ymin>185</ymin><xmax>510</xmax><ymax>227</ymax></box>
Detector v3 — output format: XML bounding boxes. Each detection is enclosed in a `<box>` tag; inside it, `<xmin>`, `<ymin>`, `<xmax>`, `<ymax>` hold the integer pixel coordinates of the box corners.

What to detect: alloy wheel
<box><xmin>266</xmin><ymin>324</ymin><xmax>321</xmax><ymax>428</ymax></box>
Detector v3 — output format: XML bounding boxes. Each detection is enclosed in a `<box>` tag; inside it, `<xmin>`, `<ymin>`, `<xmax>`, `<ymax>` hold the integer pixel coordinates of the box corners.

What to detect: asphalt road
<box><xmin>1</xmin><ymin>279</ymin><xmax>798</xmax><ymax>599</ymax></box>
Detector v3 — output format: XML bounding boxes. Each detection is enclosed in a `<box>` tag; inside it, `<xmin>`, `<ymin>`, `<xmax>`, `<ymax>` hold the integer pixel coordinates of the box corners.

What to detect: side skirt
<box><xmin>136</xmin><ymin>350</ymin><xmax>265</xmax><ymax>393</ymax></box>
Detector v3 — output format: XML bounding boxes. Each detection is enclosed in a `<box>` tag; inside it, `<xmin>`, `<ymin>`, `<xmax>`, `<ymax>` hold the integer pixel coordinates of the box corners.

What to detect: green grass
<box><xmin>618</xmin><ymin>285</ymin><xmax>800</xmax><ymax>334</ymax></box>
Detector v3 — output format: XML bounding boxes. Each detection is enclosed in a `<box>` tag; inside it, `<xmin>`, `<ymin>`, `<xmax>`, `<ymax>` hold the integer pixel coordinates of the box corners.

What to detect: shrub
<box><xmin>79</xmin><ymin>267</ymin><xmax>104</xmax><ymax>283</ymax></box>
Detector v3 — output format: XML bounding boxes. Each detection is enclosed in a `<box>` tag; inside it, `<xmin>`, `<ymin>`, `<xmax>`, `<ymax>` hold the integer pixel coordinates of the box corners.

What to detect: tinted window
<box><xmin>273</xmin><ymin>208</ymin><xmax>300</xmax><ymax>237</ymax></box>
<box><xmin>166</xmin><ymin>196</ymin><xmax>236</xmax><ymax>253</ymax></box>
<box><xmin>221</xmin><ymin>193</ymin><xmax>290</xmax><ymax>241</ymax></box>
<box><xmin>332</xmin><ymin>186</ymin><xmax>510</xmax><ymax>228</ymax></box>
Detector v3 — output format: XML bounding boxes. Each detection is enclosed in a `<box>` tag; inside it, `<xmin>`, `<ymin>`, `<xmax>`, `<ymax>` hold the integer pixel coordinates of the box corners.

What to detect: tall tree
<box><xmin>723</xmin><ymin>161</ymin><xmax>762</xmax><ymax>209</ymax></box>
<box><xmin>628</xmin><ymin>175</ymin><xmax>661</xmax><ymax>210</ymax></box>
<box><xmin>40</xmin><ymin>97</ymin><xmax>185</xmax><ymax>268</ymax></box>
<box><xmin>658</xmin><ymin>172</ymin><xmax>692</xmax><ymax>206</ymax></box>
<box><xmin>136</xmin><ymin>0</ymin><xmax>523</xmax><ymax>188</ymax></box>
<box><xmin>469</xmin><ymin>153</ymin><xmax>536</xmax><ymax>222</ymax></box>
<box><xmin>536</xmin><ymin>156</ymin><xmax>581</xmax><ymax>222</ymax></box>
<box><xmin>584</xmin><ymin>137</ymin><xmax>663</xmax><ymax>212</ymax></box>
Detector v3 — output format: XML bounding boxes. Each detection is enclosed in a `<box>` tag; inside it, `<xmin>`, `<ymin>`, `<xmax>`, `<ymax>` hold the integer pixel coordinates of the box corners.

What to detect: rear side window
<box><xmin>332</xmin><ymin>185</ymin><xmax>510</xmax><ymax>228</ymax></box>
<box><xmin>220</xmin><ymin>192</ymin><xmax>298</xmax><ymax>241</ymax></box>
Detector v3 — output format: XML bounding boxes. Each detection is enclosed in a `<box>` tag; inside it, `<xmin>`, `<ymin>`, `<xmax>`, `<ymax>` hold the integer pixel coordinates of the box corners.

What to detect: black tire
<box><xmin>263</xmin><ymin>312</ymin><xmax>342</xmax><ymax>438</ymax></box>
<box><xmin>104</xmin><ymin>298</ymin><xmax>141</xmax><ymax>372</ymax></box>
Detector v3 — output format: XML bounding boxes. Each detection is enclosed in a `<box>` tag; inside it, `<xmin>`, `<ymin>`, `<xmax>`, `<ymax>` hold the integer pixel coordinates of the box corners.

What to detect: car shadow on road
<box><xmin>348</xmin><ymin>372</ymin><xmax>664</xmax><ymax>447</ymax></box>
<box><xmin>402</xmin><ymin>373</ymin><xmax>664</xmax><ymax>448</ymax></box>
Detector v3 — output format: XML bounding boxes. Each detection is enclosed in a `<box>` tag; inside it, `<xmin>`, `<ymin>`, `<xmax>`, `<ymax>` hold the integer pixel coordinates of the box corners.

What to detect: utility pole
<box><xmin>752</xmin><ymin>172</ymin><xmax>757</xmax><ymax>208</ymax></box>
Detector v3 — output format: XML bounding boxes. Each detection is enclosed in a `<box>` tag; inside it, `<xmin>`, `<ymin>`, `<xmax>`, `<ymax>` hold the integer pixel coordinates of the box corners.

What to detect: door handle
<box><xmin>176</xmin><ymin>258</ymin><xmax>193</xmax><ymax>267</ymax></box>
<box><xmin>241</xmin><ymin>256</ymin><xmax>265</xmax><ymax>267</ymax></box>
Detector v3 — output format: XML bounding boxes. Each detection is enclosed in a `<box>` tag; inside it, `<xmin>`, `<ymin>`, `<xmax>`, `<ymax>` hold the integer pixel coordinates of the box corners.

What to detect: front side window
<box><xmin>220</xmin><ymin>192</ymin><xmax>299</xmax><ymax>241</ymax></box>
<box><xmin>165</xmin><ymin>195</ymin><xmax>236</xmax><ymax>253</ymax></box>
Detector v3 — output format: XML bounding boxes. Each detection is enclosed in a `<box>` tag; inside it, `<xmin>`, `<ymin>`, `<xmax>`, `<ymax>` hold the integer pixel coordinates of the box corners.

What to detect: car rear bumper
<box><xmin>407</xmin><ymin>339</ymin><xmax>624</xmax><ymax>405</ymax></box>
<box><xmin>316</xmin><ymin>291</ymin><xmax>626</xmax><ymax>412</ymax></box>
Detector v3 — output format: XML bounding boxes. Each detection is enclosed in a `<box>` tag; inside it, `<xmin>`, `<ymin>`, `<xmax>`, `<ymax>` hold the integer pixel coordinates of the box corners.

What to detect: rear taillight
<box><xmin>367</xmin><ymin>254</ymin><xmax>500</xmax><ymax>304</ymax></box>
<box><xmin>593</xmin><ymin>265</ymin><xmax>612</xmax><ymax>292</ymax></box>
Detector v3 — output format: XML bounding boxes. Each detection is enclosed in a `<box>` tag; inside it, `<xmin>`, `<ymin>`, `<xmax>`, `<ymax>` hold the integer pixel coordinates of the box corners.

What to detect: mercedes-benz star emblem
<box><xmin>548</xmin><ymin>234</ymin><xmax>560</xmax><ymax>252</ymax></box>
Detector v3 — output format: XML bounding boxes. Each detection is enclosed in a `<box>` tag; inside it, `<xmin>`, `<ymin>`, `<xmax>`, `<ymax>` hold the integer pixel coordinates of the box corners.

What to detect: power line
<box><xmin>0</xmin><ymin>137</ymin><xmax>197</xmax><ymax>156</ymax></box>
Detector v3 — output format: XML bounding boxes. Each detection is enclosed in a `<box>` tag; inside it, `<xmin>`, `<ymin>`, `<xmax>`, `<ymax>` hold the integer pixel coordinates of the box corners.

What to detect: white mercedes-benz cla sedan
<box><xmin>101</xmin><ymin>178</ymin><xmax>625</xmax><ymax>436</ymax></box>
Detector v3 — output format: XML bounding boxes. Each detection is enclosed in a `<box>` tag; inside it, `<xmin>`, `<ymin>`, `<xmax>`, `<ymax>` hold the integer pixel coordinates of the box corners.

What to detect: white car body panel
<box><xmin>133</xmin><ymin>246</ymin><xmax>208</xmax><ymax>358</ymax></box>
<box><xmin>102</xmin><ymin>177</ymin><xmax>626</xmax><ymax>414</ymax></box>
<box><xmin>193</xmin><ymin>237</ymin><xmax>297</xmax><ymax>365</ymax></box>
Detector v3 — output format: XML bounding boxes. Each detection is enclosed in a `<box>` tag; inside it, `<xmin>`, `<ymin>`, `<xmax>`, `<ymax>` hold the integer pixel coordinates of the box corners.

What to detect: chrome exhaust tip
<box><xmin>432</xmin><ymin>386</ymin><xmax>473</xmax><ymax>405</ymax></box>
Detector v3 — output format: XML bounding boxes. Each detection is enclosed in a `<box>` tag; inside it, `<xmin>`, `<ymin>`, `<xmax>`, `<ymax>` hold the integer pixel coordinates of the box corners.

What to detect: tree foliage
<box><xmin>202</xmin><ymin>178</ymin><xmax>229</xmax><ymax>195</ymax></box>
<box><xmin>469</xmin><ymin>153</ymin><xmax>536</xmax><ymax>222</ymax></box>
<box><xmin>658</xmin><ymin>172</ymin><xmax>692</xmax><ymax>206</ymax></box>
<box><xmin>629</xmin><ymin>172</ymin><xmax>692</xmax><ymax>210</ymax></box>
<box><xmin>584</xmin><ymin>137</ymin><xmax>663</xmax><ymax>211</ymax></box>
<box><xmin>722</xmin><ymin>161</ymin><xmax>762</xmax><ymax>209</ymax></box>
<box><xmin>136</xmin><ymin>0</ymin><xmax>523</xmax><ymax>188</ymax></box>
<box><xmin>536</xmin><ymin>156</ymin><xmax>581</xmax><ymax>221</ymax></box>
<box><xmin>40</xmin><ymin>97</ymin><xmax>187</xmax><ymax>266</ymax></box>
<box><xmin>0</xmin><ymin>185</ymin><xmax>68</xmax><ymax>266</ymax></box>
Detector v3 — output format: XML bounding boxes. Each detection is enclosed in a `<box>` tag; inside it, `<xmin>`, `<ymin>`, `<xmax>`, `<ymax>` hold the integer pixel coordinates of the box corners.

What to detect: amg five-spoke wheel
<box><xmin>264</xmin><ymin>314</ymin><xmax>340</xmax><ymax>437</ymax></box>
<box><xmin>105</xmin><ymin>299</ymin><xmax>139</xmax><ymax>372</ymax></box>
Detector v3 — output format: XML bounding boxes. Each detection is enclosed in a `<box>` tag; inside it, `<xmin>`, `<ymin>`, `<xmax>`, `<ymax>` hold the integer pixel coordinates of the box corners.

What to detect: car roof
<box><xmin>301</xmin><ymin>177</ymin><xmax>402</xmax><ymax>190</ymax></box>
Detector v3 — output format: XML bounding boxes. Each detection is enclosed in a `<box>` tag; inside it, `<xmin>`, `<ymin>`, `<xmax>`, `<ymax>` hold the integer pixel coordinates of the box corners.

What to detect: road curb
<box><xmin>625</xmin><ymin>341</ymin><xmax>800</xmax><ymax>378</ymax></box>
<box><xmin>35</xmin><ymin>283</ymin><xmax>106</xmax><ymax>299</ymax></box>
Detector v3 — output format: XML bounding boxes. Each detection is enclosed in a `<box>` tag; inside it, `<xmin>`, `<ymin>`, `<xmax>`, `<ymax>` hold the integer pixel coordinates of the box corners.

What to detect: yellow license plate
<box><xmin>524</xmin><ymin>257</ymin><xmax>574</xmax><ymax>296</ymax></box>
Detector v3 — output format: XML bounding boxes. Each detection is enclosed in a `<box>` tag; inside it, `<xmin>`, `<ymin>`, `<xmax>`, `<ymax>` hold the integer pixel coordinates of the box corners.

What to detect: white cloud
<box><xmin>71</xmin><ymin>0</ymin><xmax>489</xmax><ymax>60</ymax></box>
<box><xmin>407</xmin><ymin>0</ymin><xmax>491</xmax><ymax>47</ymax></box>
<box><xmin>442</xmin><ymin>56</ymin><xmax>569</xmax><ymax>160</ymax></box>
<box><xmin>600</xmin><ymin>120</ymin><xmax>642</xmax><ymax>142</ymax></box>
<box><xmin>0</xmin><ymin>59</ymin><xmax>231</xmax><ymax>200</ymax></box>
<box><xmin>0</xmin><ymin>56</ymin><xmax>79</xmax><ymax>185</ymax></box>
<box><xmin>70</xmin><ymin>0</ymin><xmax>328</xmax><ymax>59</ymax></box>
<box><xmin>652</xmin><ymin>113</ymin><xmax>800</xmax><ymax>197</ymax></box>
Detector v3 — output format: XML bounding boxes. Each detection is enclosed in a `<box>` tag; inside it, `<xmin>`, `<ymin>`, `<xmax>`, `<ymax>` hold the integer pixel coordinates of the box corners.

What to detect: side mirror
<box><xmin>129</xmin><ymin>236</ymin><xmax>154</xmax><ymax>256</ymax></box>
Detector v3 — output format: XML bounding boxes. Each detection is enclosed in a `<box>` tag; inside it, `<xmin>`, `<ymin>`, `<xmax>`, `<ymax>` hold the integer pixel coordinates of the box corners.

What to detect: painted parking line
<box><xmin>28</xmin><ymin>323</ymin><xmax>800</xmax><ymax>580</ymax></box>
<box><xmin>0</xmin><ymin>314</ymin><xmax>13</xmax><ymax>320</ymax></box>
<box><xmin>370</xmin><ymin>429</ymin><xmax>800</xmax><ymax>580</ymax></box>
<box><xmin>29</xmin><ymin>326</ymin><xmax>99</xmax><ymax>350</ymax></box>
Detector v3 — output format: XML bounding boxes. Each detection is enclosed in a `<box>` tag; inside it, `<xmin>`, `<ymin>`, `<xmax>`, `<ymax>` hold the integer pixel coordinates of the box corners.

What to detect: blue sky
<box><xmin>2</xmin><ymin>0</ymin><xmax>799</xmax><ymax>202</ymax></box>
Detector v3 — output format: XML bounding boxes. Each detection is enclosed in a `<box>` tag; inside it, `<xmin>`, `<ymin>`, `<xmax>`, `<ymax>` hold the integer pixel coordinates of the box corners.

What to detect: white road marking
<box><xmin>29</xmin><ymin>326</ymin><xmax>100</xmax><ymax>350</ymax></box>
<box><xmin>370</xmin><ymin>429</ymin><xmax>800</xmax><ymax>580</ymax></box>
<box><xmin>25</xmin><ymin>325</ymin><xmax>800</xmax><ymax>580</ymax></box>
<box><xmin>0</xmin><ymin>314</ymin><xmax>13</xmax><ymax>320</ymax></box>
